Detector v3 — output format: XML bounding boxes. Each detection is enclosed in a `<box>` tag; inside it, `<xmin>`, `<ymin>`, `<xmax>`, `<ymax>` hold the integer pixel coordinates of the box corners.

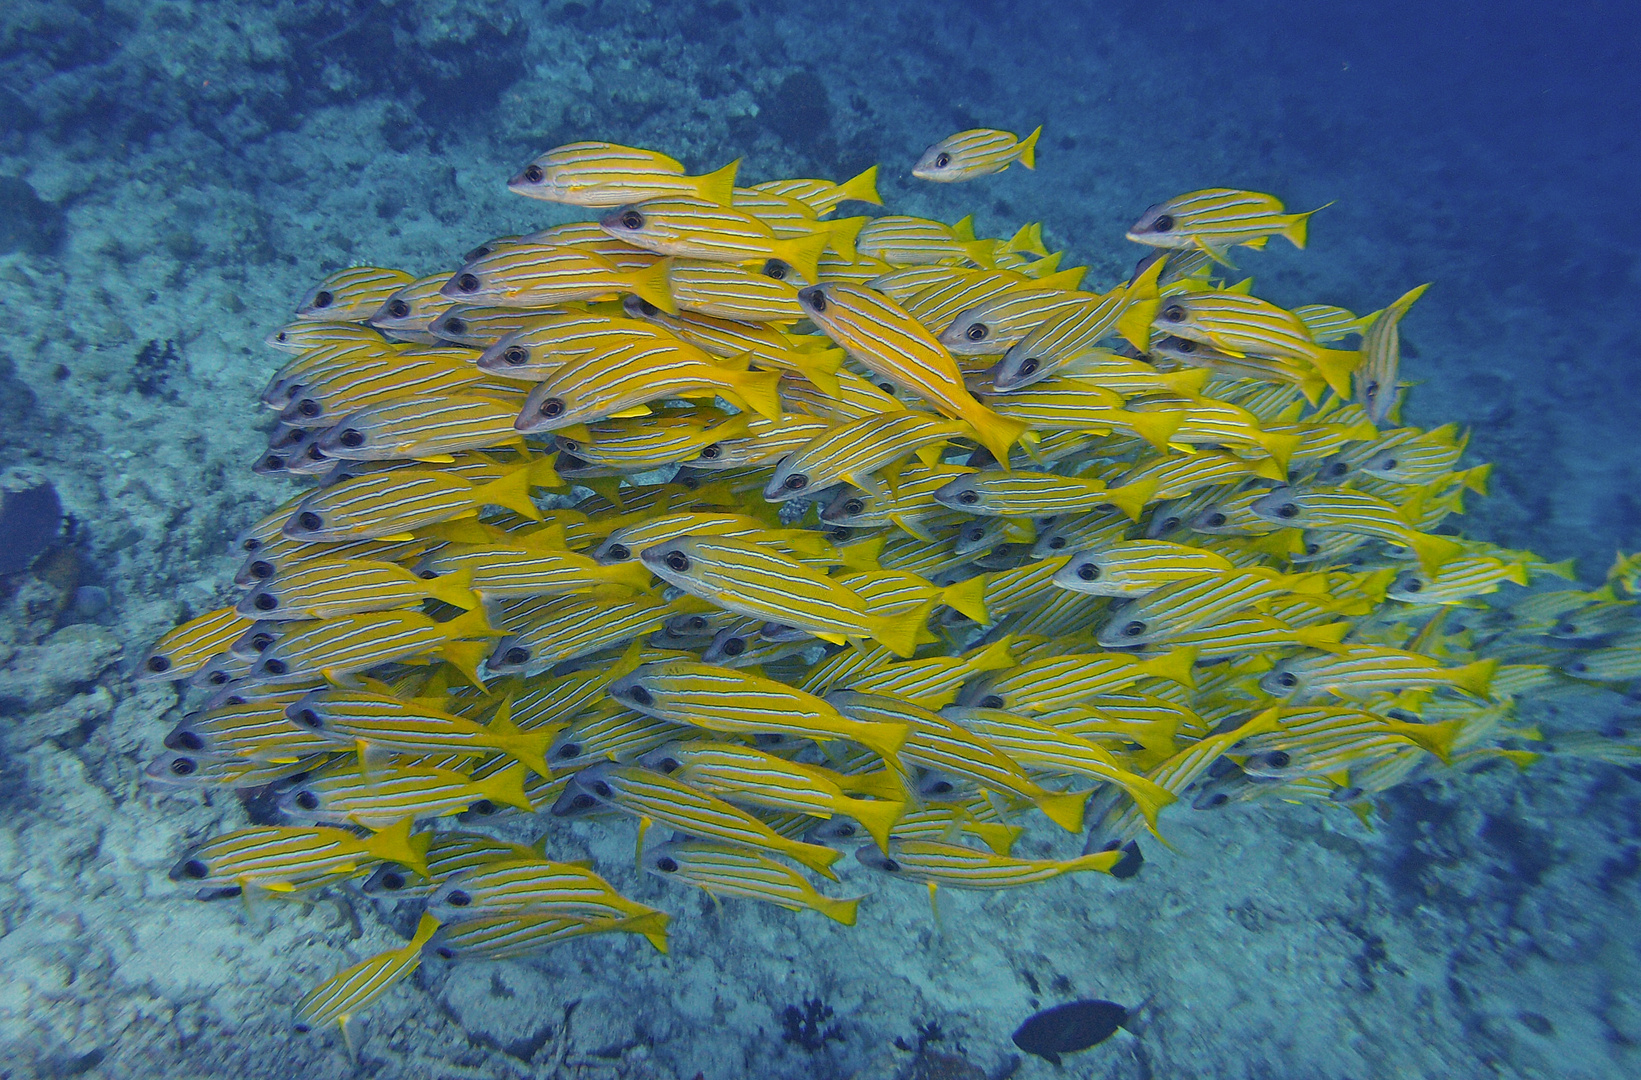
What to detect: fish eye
<box><xmin>1047</xmin><ymin>536</ymin><xmax>1066</xmax><ymax>550</ymax></box>
<box><xmin>956</xmin><ymin>490</ymin><xmax>979</xmax><ymax>506</ymax></box>
<box><xmin>722</xmin><ymin>638</ymin><xmax>746</xmax><ymax>656</ymax></box>
<box><xmin>699</xmin><ymin>444</ymin><xmax>722</xmax><ymax>460</ymax></box>
<box><xmin>1160</xmin><ymin>517</ymin><xmax>1180</xmax><ymax>531</ymax></box>
<box><xmin>445</xmin><ymin>889</ymin><xmax>471</xmax><ymax>907</ymax></box>
<box><xmin>620</xmin><ymin>210</ymin><xmax>644</xmax><ymax>230</ymax></box>
<box><xmin>294</xmin><ymin>709</ymin><xmax>322</xmax><ymax>728</ymax></box>
<box><xmin>687</xmin><ymin>616</ymin><xmax>708</xmax><ymax>631</ymax></box>
<box><xmin>1152</xmin><ymin>214</ymin><xmax>1175</xmax><ymax>233</ymax></box>
<box><xmin>1122</xmin><ymin>620</ymin><xmax>1146</xmax><ymax>637</ymax></box>
<box><xmin>782</xmin><ymin>473</ymin><xmax>809</xmax><ymax>491</ymax></box>
<box><xmin>205</xmin><ymin>669</ymin><xmax>230</xmax><ymax>686</ymax></box>
<box><xmin>455</xmin><ymin>273</ymin><xmax>480</xmax><ymax>293</ymax></box>
<box><xmin>297</xmin><ymin>511</ymin><xmax>322</xmax><ymax>531</ymax></box>
<box><xmin>252</xmin><ymin>592</ymin><xmax>278</xmax><ymax>611</ymax></box>
<box><xmin>963</xmin><ymin>526</ymin><xmax>984</xmax><ymax>542</ymax></box>
<box><xmin>1381</xmin><ymin>458</ymin><xmax>1397</xmax><ymax>470</ymax></box>
<box><xmin>1570</xmin><ymin>661</ymin><xmax>1588</xmax><ymax>674</ymax></box>
<box><xmin>503</xmin><ymin>647</ymin><xmax>530</xmax><ymax>665</ymax></box>
<box><xmin>1325</xmin><ymin>461</ymin><xmax>1348</xmax><ymax>478</ymax></box>
<box><xmin>338</xmin><ymin>429</ymin><xmax>365</xmax><ymax>448</ymax></box>
<box><xmin>469</xmin><ymin>799</ymin><xmax>496</xmax><ymax>815</ymax></box>
<box><xmin>1304</xmin><ymin>543</ymin><xmax>1320</xmax><ymax>555</ymax></box>
<box><xmin>1018</xmin><ymin>357</ymin><xmax>1040</xmax><ymax>377</ymax></box>
<box><xmin>880</xmin><ymin>858</ymin><xmax>901</xmax><ymax>872</ymax></box>
<box><xmin>312</xmin><ymin>290</ymin><xmax>334</xmax><ymax>308</ymax></box>
<box><xmin>442</xmin><ymin>317</ymin><xmax>468</xmax><ymax>335</ymax></box>
<box><xmin>626</xmin><ymin>685</ymin><xmax>654</xmax><ymax>706</ymax></box>
<box><xmin>539</xmin><ymin>398</ymin><xmax>565</xmax><ymax>418</ymax></box>
<box><xmin>657</xmin><ymin>757</ymin><xmax>680</xmax><ymax>773</ymax></box>
<box><xmin>964</xmin><ymin>323</ymin><xmax>988</xmax><ymax>342</ymax></box>
<box><xmin>557</xmin><ymin>742</ymin><xmax>581</xmax><ymax>758</ymax></box>
<box><xmin>146</xmin><ymin>655</ymin><xmax>172</xmax><ymax>673</ymax></box>
<box><xmin>260</xmin><ymin>454</ymin><xmax>285</xmax><ymax>470</ymax></box>
<box><xmin>524</xmin><ymin>164</ymin><xmax>544</xmax><ymax>183</ymax></box>
<box><xmin>807</xmin><ymin>288</ymin><xmax>827</xmax><ymax>312</ymax></box>
<box><xmin>935</xmin><ymin>152</ymin><xmax>951</xmax><ymax>168</ymax></box>
<box><xmin>1205</xmin><ymin>512</ymin><xmax>1227</xmax><ymax>527</ymax></box>
<box><xmin>1206</xmin><ymin>792</ymin><xmax>1228</xmax><ymax>807</ymax></box>
<box><xmin>169</xmin><ymin>756</ymin><xmax>198</xmax><ymax>776</ymax></box>
<box><xmin>826</xmin><ymin>527</ymin><xmax>849</xmax><ymax>542</ymax></box>
<box><xmin>656</xmin><ymin>856</ymin><xmax>679</xmax><ymax>872</ymax></box>
<box><xmin>571</xmin><ymin>793</ymin><xmax>595</xmax><ymax>810</ymax></box>
<box><xmin>1076</xmin><ymin>563</ymin><xmax>1100</xmax><ymax>581</ymax></box>
<box><xmin>248</xmin><ymin>560</ymin><xmax>275</xmax><ymax>579</ymax></box>
<box><xmin>1162</xmin><ymin>305</ymin><xmax>1186</xmax><ymax>322</ymax></box>
<box><xmin>762</xmin><ymin>260</ymin><xmax>788</xmax><ymax>280</ymax></box>
<box><xmin>844</xmin><ymin>498</ymin><xmax>864</xmax><ymax>515</ymax></box>
<box><xmin>1275</xmin><ymin>503</ymin><xmax>1299</xmax><ymax>519</ymax></box>
<box><xmin>168</xmin><ymin>729</ymin><xmax>204</xmax><ymax>752</ymax></box>
<box><xmin>294</xmin><ymin>790</ymin><xmax>319</xmax><ymax>810</ymax></box>
<box><xmin>664</xmin><ymin>551</ymin><xmax>691</xmax><ymax>572</ymax></box>
<box><xmin>1364</xmin><ymin>381</ymin><xmax>1380</xmax><ymax>399</ymax></box>
<box><xmin>262</xmin><ymin>658</ymin><xmax>289</xmax><ymax>675</ymax></box>
<box><xmin>248</xmin><ymin>632</ymin><xmax>274</xmax><ymax>651</ymax></box>
<box><xmin>606</xmin><ymin>543</ymin><xmax>631</xmax><ymax>561</ymax></box>
<box><xmin>979</xmin><ymin>694</ymin><xmax>1004</xmax><ymax>709</ymax></box>
<box><xmin>592</xmin><ymin>781</ymin><xmax>612</xmax><ymax>797</ymax></box>
<box><xmin>434</xmin><ymin>945</ymin><xmax>456</xmax><ymax>960</ymax></box>
<box><xmin>379</xmin><ymin>871</ymin><xmax>406</xmax><ymax>890</ymax></box>
<box><xmin>1277</xmin><ymin>671</ymin><xmax>1298</xmax><ymax>688</ymax></box>
<box><xmin>501</xmin><ymin>345</ymin><xmax>529</xmax><ymax>366</ymax></box>
<box><xmin>180</xmin><ymin>858</ymin><xmax>209</xmax><ymax>879</ymax></box>
<box><xmin>296</xmin><ymin>399</ymin><xmax>321</xmax><ymax>418</ymax></box>
<box><xmin>387</xmin><ymin>299</ymin><xmax>410</xmax><ymax>319</ymax></box>
<box><xmin>928</xmin><ymin>780</ymin><xmax>953</xmax><ymax>794</ymax></box>
<box><xmin>1266</xmin><ymin>751</ymin><xmax>1291</xmax><ymax>768</ymax></box>
<box><xmin>1404</xmin><ymin>578</ymin><xmax>1424</xmax><ymax>593</ymax></box>
<box><xmin>559</xmin><ymin>439</ymin><xmax>579</xmax><ymax>452</ymax></box>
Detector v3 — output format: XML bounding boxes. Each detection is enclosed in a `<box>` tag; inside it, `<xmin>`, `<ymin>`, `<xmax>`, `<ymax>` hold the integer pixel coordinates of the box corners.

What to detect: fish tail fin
<box><xmin>853</xmin><ymin>719</ymin><xmax>910</xmax><ymax>764</ymax></box>
<box><xmin>1016</xmin><ymin>125</ymin><xmax>1043</xmax><ymax>169</ymax></box>
<box><xmin>427</xmin><ymin>568</ymin><xmax>482</xmax><ymax>611</ymax></box>
<box><xmin>440</xmin><ymin>606</ymin><xmax>499</xmax><ymax>639</ymax></box>
<box><xmin>873</xmin><ymin>601</ymin><xmax>934</xmax><ymax>658</ymax></box>
<box><xmin>1394</xmin><ymin>717</ymin><xmax>1462</xmax><ymax>765</ymax></box>
<box><xmin>1257</xmin><ymin>430</ymin><xmax>1303</xmax><ymax>475</ymax></box>
<box><xmin>968</xmin><ymin>635</ymin><xmax>1017</xmax><ymax>673</ymax></box>
<box><xmin>1068</xmin><ymin>848</ymin><xmax>1124</xmax><ymax>874</ymax></box>
<box><xmin>1408</xmin><ymin>532</ymin><xmax>1464</xmax><ymax>575</ymax></box>
<box><xmin>1138</xmin><ymin>646</ymin><xmax>1197</xmax><ymax>688</ymax></box>
<box><xmin>820</xmin><ymin>216</ymin><xmax>867</xmax><ymax>261</ymax></box>
<box><xmin>1104</xmin><ymin>477</ymin><xmax>1161</xmax><ymax>522</ymax></box>
<box><xmin>843</xmin><ymin>797</ymin><xmax>905</xmax><ymax>852</ymax></box>
<box><xmin>366</xmin><ymin>817</ymin><xmax>431</xmax><ymax>878</ymax></box>
<box><xmin>1003</xmin><ymin>222</ymin><xmax>1048</xmax><ymax>257</ymax></box>
<box><xmin>605</xmin><ymin>560</ymin><xmax>659</xmax><ymax>592</ymax></box>
<box><xmin>814</xmin><ymin>893</ymin><xmax>862</xmax><ymax>926</ymax></box>
<box><xmin>1308</xmin><ymin>347</ymin><xmax>1362</xmax><ymax>399</ymax></box>
<box><xmin>836</xmin><ymin>767</ymin><xmax>906</xmax><ymax>802</ymax></box>
<box><xmin>495</xmin><ymin>725</ymin><xmax>555</xmax><ymax>779</ymax></box>
<box><xmin>774</xmin><ymin>231</ymin><xmax>830</xmax><ymax>283</ymax></box>
<box><xmin>1124</xmin><ymin>410</ymin><xmax>1183</xmax><ymax>453</ymax></box>
<box><xmin>1294</xmin><ymin>621</ymin><xmax>1351</xmax><ymax>649</ymax></box>
<box><xmin>957</xmin><ymin>239</ymin><xmax>1001</xmax><ymax>268</ymax></box>
<box><xmin>1284</xmin><ymin>201</ymin><xmax>1333</xmax><ymax>249</ymax></box>
<box><xmin>965</xmin><ymin>405</ymin><xmax>1031</xmax><ymax>467</ymax></box>
<box><xmin>836</xmin><ymin>165</ymin><xmax>882</xmax><ymax>207</ymax></box>
<box><xmin>622</xmin><ymin>910</ymin><xmax>672</xmax><ymax>953</ymax></box>
<box><xmin>1452</xmin><ymin>657</ymin><xmax>1498</xmax><ymax>699</ymax></box>
<box><xmin>730</xmin><ymin>367</ymin><xmax>784</xmax><ymax>421</ymax></box>
<box><xmin>1540</xmin><ymin>557</ymin><xmax>1578</xmax><ymax>581</ymax></box>
<box><xmin>787</xmin><ymin>838</ymin><xmax>843</xmax><ymax>881</ymax></box>
<box><xmin>837</xmin><ymin>535</ymin><xmax>884</xmax><ymax>571</ymax></box>
<box><xmin>1462</xmin><ymin>463</ymin><xmax>1492</xmax><ymax>495</ymax></box>
<box><xmin>1122</xmin><ymin>775</ymin><xmax>1178</xmax><ymax>837</ymax></box>
<box><xmin>970</xmin><ymin>821</ymin><xmax>1022</xmax><ymax>855</ymax></box>
<box><xmin>1035</xmin><ymin>264</ymin><xmax>1087</xmax><ymax>291</ymax></box>
<box><xmin>438</xmin><ymin>640</ymin><xmax>490</xmax><ymax>689</ymax></box>
<box><xmin>1035</xmin><ymin>788</ymin><xmax>1088</xmax><ymax>834</ymax></box>
<box><xmin>693</xmin><ymin>159</ymin><xmax>740</xmax><ymax>206</ymax></box>
<box><xmin>476</xmin><ymin>761</ymin><xmax>535</xmax><ymax>813</ymax></box>
<box><xmin>1116</xmin><ymin>296</ymin><xmax>1160</xmax><ymax>351</ymax></box>
<box><xmin>940</xmin><ymin>574</ymin><xmax>990</xmax><ymax>624</ymax></box>
<box><xmin>474</xmin><ymin>464</ymin><xmax>543</xmax><ymax>521</ymax></box>
<box><xmin>627</xmin><ymin>256</ymin><xmax>677</xmax><ymax>315</ymax></box>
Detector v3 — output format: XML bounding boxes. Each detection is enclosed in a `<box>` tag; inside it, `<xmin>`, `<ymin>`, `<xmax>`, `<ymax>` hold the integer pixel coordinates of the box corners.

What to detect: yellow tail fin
<box><xmin>1123</xmin><ymin>410</ymin><xmax>1183</xmax><ymax>453</ymax></box>
<box><xmin>1307</xmin><ymin>346</ymin><xmax>1362</xmax><ymax>399</ymax></box>
<box><xmin>1451</xmin><ymin>657</ymin><xmax>1497</xmax><ymax>698</ymax></box>
<box><xmin>1138</xmin><ymin>646</ymin><xmax>1198</xmax><ymax>688</ymax></box>
<box><xmin>940</xmin><ymin>574</ymin><xmax>990</xmax><ymax>624</ymax></box>
<box><xmin>841</xmin><ymin>797</ymin><xmax>905</xmax><ymax>852</ymax></box>
<box><xmin>365</xmin><ymin>817</ymin><xmax>431</xmax><ymax>878</ymax></box>
<box><xmin>1104</xmin><ymin>477</ymin><xmax>1161</xmax><ymax>523</ymax></box>
<box><xmin>1016</xmin><ymin>125</ymin><xmax>1043</xmax><ymax>169</ymax></box>
<box><xmin>693</xmin><ymin>159</ymin><xmax>740</xmax><ymax>207</ymax></box>
<box><xmin>774</xmin><ymin>231</ymin><xmax>831</xmax><ymax>283</ymax></box>
<box><xmin>815</xmin><ymin>893</ymin><xmax>862</xmax><ymax>926</ymax></box>
<box><xmin>821</xmin><ymin>216</ymin><xmax>868</xmax><ymax>261</ymax></box>
<box><xmin>1283</xmin><ymin>202</ymin><xmax>1332</xmax><ymax>250</ymax></box>
<box><xmin>782</xmin><ymin>836</ymin><xmax>844</xmax><ymax>881</ymax></box>
<box><xmin>967</xmin><ymin>405</ymin><xmax>1031</xmax><ymax>467</ymax></box>
<box><xmin>476</xmin><ymin>761</ymin><xmax>535</xmax><ymax>813</ymax></box>
<box><xmin>873</xmin><ymin>601</ymin><xmax>935</xmax><ymax>659</ymax></box>
<box><xmin>836</xmin><ymin>165</ymin><xmax>882</xmax><ymax>207</ymax></box>
<box><xmin>626</xmin><ymin>256</ymin><xmax>677</xmax><ymax>315</ymax></box>
<box><xmin>1035</xmin><ymin>788</ymin><xmax>1088</xmax><ymax>833</ymax></box>
<box><xmin>1067</xmin><ymin>848</ymin><xmax>1124</xmax><ymax>874</ymax></box>
<box><xmin>474</xmin><ymin>464</ymin><xmax>543</xmax><ymax>521</ymax></box>
<box><xmin>730</xmin><ymin>367</ymin><xmax>784</xmax><ymax>421</ymax></box>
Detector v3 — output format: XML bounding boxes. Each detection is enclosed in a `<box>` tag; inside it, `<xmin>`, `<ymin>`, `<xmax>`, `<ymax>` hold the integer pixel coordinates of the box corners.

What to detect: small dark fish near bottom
<box><xmin>1012</xmin><ymin>998</ymin><xmax>1141</xmax><ymax>1066</ymax></box>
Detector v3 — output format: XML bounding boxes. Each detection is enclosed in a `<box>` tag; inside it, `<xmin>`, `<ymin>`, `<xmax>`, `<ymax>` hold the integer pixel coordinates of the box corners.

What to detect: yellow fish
<box><xmin>912</xmin><ymin>126</ymin><xmax>1042</xmax><ymax>182</ymax></box>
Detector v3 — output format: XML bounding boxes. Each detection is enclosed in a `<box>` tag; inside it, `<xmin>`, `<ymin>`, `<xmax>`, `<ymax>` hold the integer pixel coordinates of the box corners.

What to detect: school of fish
<box><xmin>136</xmin><ymin>128</ymin><xmax>1641</xmax><ymax>1049</ymax></box>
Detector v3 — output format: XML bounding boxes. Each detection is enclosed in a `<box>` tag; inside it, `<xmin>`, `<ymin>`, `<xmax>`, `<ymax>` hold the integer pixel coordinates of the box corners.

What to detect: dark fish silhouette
<box><xmin>1012</xmin><ymin>999</ymin><xmax>1131</xmax><ymax>1065</ymax></box>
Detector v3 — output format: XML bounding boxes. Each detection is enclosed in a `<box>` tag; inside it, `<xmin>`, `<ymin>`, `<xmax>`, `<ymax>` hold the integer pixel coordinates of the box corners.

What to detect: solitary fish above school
<box><xmin>1127</xmin><ymin>188</ymin><xmax>1323</xmax><ymax>263</ymax></box>
<box><xmin>913</xmin><ymin>126</ymin><xmax>1043</xmax><ymax>182</ymax></box>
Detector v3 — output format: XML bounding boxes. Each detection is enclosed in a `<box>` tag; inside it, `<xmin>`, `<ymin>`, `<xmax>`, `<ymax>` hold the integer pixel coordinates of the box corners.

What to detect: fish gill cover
<box><xmin>135</xmin><ymin>132</ymin><xmax>1641</xmax><ymax>1059</ymax></box>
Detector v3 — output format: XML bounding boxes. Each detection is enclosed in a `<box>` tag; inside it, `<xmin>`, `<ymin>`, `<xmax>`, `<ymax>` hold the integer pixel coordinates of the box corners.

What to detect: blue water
<box><xmin>1</xmin><ymin>1</ymin><xmax>1638</xmax><ymax>1077</ymax></box>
